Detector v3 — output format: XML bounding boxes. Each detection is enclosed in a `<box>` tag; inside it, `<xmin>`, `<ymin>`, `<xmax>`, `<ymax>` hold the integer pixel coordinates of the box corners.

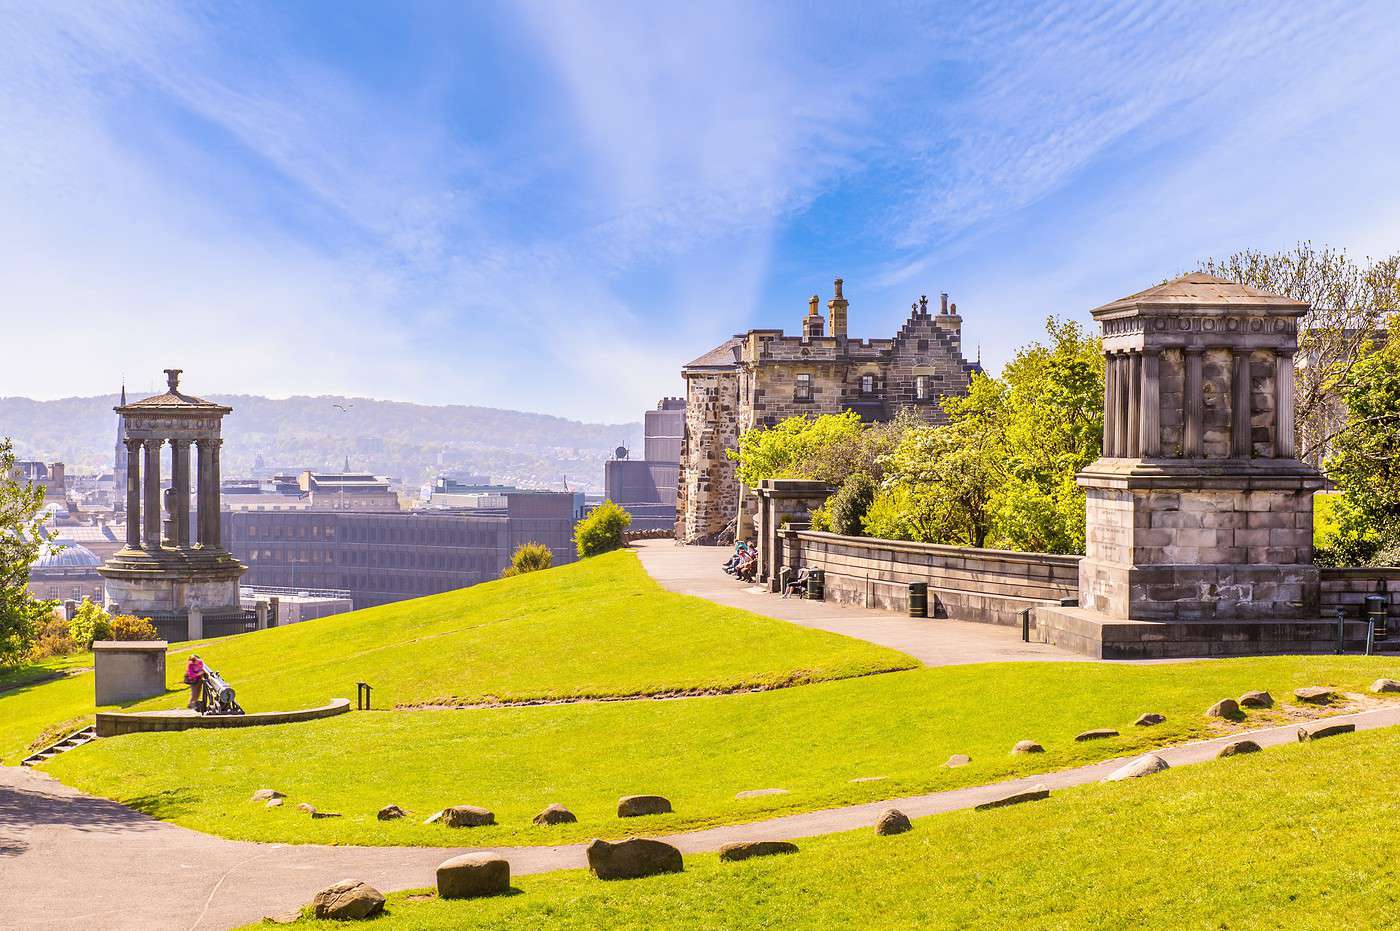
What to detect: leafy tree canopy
<box><xmin>0</xmin><ymin>438</ymin><xmax>57</xmax><ymax>667</ymax></box>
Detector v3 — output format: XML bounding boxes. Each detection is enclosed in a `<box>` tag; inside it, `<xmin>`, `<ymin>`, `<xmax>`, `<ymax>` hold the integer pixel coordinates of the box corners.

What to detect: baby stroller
<box><xmin>198</xmin><ymin>666</ymin><xmax>245</xmax><ymax>716</ymax></box>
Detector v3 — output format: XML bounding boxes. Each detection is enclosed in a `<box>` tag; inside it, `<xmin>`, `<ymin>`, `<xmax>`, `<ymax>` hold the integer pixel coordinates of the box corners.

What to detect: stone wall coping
<box><xmin>790</xmin><ymin>530</ymin><xmax>1080</xmax><ymax>568</ymax></box>
<box><xmin>1320</xmin><ymin>567</ymin><xmax>1400</xmax><ymax>581</ymax></box>
<box><xmin>95</xmin><ymin>698</ymin><xmax>350</xmax><ymax>738</ymax></box>
<box><xmin>92</xmin><ymin>640</ymin><xmax>168</xmax><ymax>653</ymax></box>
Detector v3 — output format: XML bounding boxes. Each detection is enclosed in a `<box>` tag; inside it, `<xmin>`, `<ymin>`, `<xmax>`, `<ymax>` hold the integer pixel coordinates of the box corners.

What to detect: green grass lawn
<box><xmin>0</xmin><ymin>550</ymin><xmax>912</xmax><ymax>764</ymax></box>
<box><xmin>47</xmin><ymin>654</ymin><xmax>1400</xmax><ymax>847</ymax></box>
<box><xmin>259</xmin><ymin>723</ymin><xmax>1400</xmax><ymax>930</ymax></box>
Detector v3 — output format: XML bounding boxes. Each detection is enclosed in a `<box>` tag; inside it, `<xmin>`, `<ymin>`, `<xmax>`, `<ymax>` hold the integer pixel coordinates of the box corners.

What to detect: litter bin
<box><xmin>806</xmin><ymin>569</ymin><xmax>825</xmax><ymax>601</ymax></box>
<box><xmin>1365</xmin><ymin>593</ymin><xmax>1389</xmax><ymax>641</ymax></box>
<box><xmin>908</xmin><ymin>582</ymin><xmax>928</xmax><ymax>618</ymax></box>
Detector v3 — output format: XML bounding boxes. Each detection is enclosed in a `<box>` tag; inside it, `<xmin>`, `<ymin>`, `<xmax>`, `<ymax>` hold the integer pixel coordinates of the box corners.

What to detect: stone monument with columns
<box><xmin>1037</xmin><ymin>273</ymin><xmax>1360</xmax><ymax>658</ymax></box>
<box><xmin>99</xmin><ymin>369</ymin><xmax>245</xmax><ymax>641</ymax></box>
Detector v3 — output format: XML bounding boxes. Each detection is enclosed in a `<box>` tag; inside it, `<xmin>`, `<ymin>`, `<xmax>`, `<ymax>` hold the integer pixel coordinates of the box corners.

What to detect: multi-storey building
<box><xmin>604</xmin><ymin>397</ymin><xmax>684</xmax><ymax>532</ymax></box>
<box><xmin>678</xmin><ymin>278</ymin><xmax>980</xmax><ymax>544</ymax></box>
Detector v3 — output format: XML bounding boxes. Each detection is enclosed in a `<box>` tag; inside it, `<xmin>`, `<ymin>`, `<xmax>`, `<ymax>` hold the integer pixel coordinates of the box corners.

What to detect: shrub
<box><xmin>574</xmin><ymin>501</ymin><xmax>632</xmax><ymax>558</ymax></box>
<box><xmin>501</xmin><ymin>541</ymin><xmax>554</xmax><ymax>578</ymax></box>
<box><xmin>827</xmin><ymin>473</ymin><xmax>876</xmax><ymax>536</ymax></box>
<box><xmin>109</xmin><ymin>614</ymin><xmax>159</xmax><ymax>641</ymax></box>
<box><xmin>29</xmin><ymin>614</ymin><xmax>79</xmax><ymax>659</ymax></box>
<box><xmin>68</xmin><ymin>599</ymin><xmax>112</xmax><ymax>648</ymax></box>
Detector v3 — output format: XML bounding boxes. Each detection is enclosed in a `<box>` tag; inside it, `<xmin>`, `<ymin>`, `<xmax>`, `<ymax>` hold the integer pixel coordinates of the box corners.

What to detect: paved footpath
<box><xmin>631</xmin><ymin>539</ymin><xmax>1104</xmax><ymax>666</ymax></box>
<box><xmin>6</xmin><ymin>705</ymin><xmax>1400</xmax><ymax>931</ymax></box>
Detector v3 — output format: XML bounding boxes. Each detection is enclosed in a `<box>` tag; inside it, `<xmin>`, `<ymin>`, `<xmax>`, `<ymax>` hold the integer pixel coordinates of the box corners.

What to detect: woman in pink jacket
<box><xmin>184</xmin><ymin>655</ymin><xmax>206</xmax><ymax>710</ymax></box>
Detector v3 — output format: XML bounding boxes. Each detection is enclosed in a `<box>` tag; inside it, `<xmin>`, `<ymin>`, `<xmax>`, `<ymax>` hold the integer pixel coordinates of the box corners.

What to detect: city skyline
<box><xmin>3</xmin><ymin>1</ymin><xmax>1399</xmax><ymax>421</ymax></box>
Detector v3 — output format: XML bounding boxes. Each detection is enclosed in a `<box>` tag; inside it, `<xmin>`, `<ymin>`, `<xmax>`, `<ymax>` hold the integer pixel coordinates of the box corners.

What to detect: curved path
<box><xmin>5</xmin><ymin>705</ymin><xmax>1399</xmax><ymax>930</ymax></box>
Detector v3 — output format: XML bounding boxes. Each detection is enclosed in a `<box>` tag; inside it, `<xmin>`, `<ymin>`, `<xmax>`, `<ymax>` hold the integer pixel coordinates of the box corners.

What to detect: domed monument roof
<box><xmin>32</xmin><ymin>541</ymin><xmax>102</xmax><ymax>570</ymax></box>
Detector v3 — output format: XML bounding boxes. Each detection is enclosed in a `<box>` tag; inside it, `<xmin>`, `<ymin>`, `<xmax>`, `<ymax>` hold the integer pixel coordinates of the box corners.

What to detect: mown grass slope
<box><xmin>263</xmin><ymin>724</ymin><xmax>1400</xmax><ymax>929</ymax></box>
<box><xmin>0</xmin><ymin>550</ymin><xmax>913</xmax><ymax>763</ymax></box>
<box><xmin>48</xmin><ymin>654</ymin><xmax>1400</xmax><ymax>846</ymax></box>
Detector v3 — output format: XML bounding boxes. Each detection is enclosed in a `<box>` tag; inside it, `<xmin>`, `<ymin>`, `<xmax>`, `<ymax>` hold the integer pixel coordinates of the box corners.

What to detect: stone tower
<box><xmin>99</xmin><ymin>369</ymin><xmax>245</xmax><ymax>641</ymax></box>
<box><xmin>1037</xmin><ymin>273</ymin><xmax>1345</xmax><ymax>658</ymax></box>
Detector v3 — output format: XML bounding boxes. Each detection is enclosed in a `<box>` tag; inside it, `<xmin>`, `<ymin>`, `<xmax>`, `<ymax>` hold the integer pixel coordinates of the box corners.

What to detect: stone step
<box><xmin>20</xmin><ymin>725</ymin><xmax>98</xmax><ymax>767</ymax></box>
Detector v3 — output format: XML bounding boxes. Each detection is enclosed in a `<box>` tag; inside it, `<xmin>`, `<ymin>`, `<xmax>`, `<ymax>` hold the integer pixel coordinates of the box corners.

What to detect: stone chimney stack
<box><xmin>940</xmin><ymin>292</ymin><xmax>949</xmax><ymax>314</ymax></box>
<box><xmin>828</xmin><ymin>277</ymin><xmax>848</xmax><ymax>339</ymax></box>
<box><xmin>802</xmin><ymin>294</ymin><xmax>825</xmax><ymax>339</ymax></box>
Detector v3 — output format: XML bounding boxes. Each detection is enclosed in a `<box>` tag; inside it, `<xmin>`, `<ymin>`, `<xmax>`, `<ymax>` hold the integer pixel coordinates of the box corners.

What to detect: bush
<box><xmin>574</xmin><ymin>501</ymin><xmax>632</xmax><ymax>558</ymax></box>
<box><xmin>29</xmin><ymin>614</ymin><xmax>79</xmax><ymax>659</ymax></box>
<box><xmin>110</xmin><ymin>614</ymin><xmax>159</xmax><ymax>641</ymax></box>
<box><xmin>501</xmin><ymin>541</ymin><xmax>554</xmax><ymax>578</ymax></box>
<box><xmin>827</xmin><ymin>473</ymin><xmax>876</xmax><ymax>536</ymax></box>
<box><xmin>68</xmin><ymin>599</ymin><xmax>112</xmax><ymax>648</ymax></box>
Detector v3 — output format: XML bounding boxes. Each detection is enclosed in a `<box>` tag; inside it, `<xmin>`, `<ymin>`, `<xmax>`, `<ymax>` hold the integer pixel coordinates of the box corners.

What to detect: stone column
<box><xmin>142</xmin><ymin>438</ymin><xmax>163</xmax><ymax>551</ymax></box>
<box><xmin>124</xmin><ymin>439</ymin><xmax>143</xmax><ymax>548</ymax></box>
<box><xmin>1101</xmin><ymin>352</ymin><xmax>1114</xmax><ymax>457</ymax></box>
<box><xmin>1183</xmin><ymin>348</ymin><xmax>1204</xmax><ymax>458</ymax></box>
<box><xmin>171</xmin><ymin>439</ymin><xmax>192</xmax><ymax>549</ymax></box>
<box><xmin>1126</xmin><ymin>351</ymin><xmax>1142</xmax><ymax>458</ymax></box>
<box><xmin>1140</xmin><ymin>349</ymin><xmax>1161</xmax><ymax>457</ymax></box>
<box><xmin>197</xmin><ymin>439</ymin><xmax>223</xmax><ymax>549</ymax></box>
<box><xmin>196</xmin><ymin>440</ymin><xmax>213</xmax><ymax>547</ymax></box>
<box><xmin>1275</xmin><ymin>350</ymin><xmax>1296</xmax><ymax>459</ymax></box>
<box><xmin>1231</xmin><ymin>349</ymin><xmax>1253</xmax><ymax>458</ymax></box>
<box><xmin>1113</xmin><ymin>354</ymin><xmax>1129</xmax><ymax>457</ymax></box>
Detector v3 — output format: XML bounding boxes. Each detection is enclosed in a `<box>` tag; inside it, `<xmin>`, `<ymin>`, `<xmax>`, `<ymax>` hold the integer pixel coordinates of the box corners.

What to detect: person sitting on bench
<box><xmin>735</xmin><ymin>548</ymin><xmax>758</xmax><ymax>582</ymax></box>
<box><xmin>782</xmin><ymin>567</ymin><xmax>811</xmax><ymax>599</ymax></box>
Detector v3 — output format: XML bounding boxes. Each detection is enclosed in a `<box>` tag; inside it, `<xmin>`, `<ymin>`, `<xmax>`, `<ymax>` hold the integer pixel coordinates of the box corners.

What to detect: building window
<box><xmin>916</xmin><ymin>375</ymin><xmax>930</xmax><ymax>400</ymax></box>
<box><xmin>860</xmin><ymin>374</ymin><xmax>875</xmax><ymax>396</ymax></box>
<box><xmin>795</xmin><ymin>373</ymin><xmax>813</xmax><ymax>400</ymax></box>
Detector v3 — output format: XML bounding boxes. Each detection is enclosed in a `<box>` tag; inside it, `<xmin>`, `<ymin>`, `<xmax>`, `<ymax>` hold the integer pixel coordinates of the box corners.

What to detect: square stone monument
<box><xmin>1037</xmin><ymin>273</ymin><xmax>1362</xmax><ymax>657</ymax></box>
<box><xmin>94</xmin><ymin>641</ymin><xmax>168</xmax><ymax>705</ymax></box>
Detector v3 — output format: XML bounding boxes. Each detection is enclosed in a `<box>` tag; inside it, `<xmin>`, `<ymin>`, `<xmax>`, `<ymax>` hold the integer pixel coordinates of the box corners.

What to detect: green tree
<box><xmin>1318</xmin><ymin>314</ymin><xmax>1400</xmax><ymax>565</ymax></box>
<box><xmin>574</xmin><ymin>501</ymin><xmax>632</xmax><ymax>558</ymax></box>
<box><xmin>0</xmin><ymin>438</ymin><xmax>56</xmax><ymax>667</ymax></box>
<box><xmin>501</xmin><ymin>541</ymin><xmax>554</xmax><ymax>578</ymax></box>
<box><xmin>729</xmin><ymin>411</ymin><xmax>866</xmax><ymax>488</ymax></box>
<box><xmin>826</xmin><ymin>472</ymin><xmax>876</xmax><ymax>536</ymax></box>
<box><xmin>69</xmin><ymin>598</ymin><xmax>113</xmax><ymax>648</ymax></box>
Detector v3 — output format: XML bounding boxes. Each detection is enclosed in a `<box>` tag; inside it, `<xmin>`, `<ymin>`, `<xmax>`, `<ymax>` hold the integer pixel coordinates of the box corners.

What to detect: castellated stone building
<box><xmin>678</xmin><ymin>278</ymin><xmax>980</xmax><ymax>544</ymax></box>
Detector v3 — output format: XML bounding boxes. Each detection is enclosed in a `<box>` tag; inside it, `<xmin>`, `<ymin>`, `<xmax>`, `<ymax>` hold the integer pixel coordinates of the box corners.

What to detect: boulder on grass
<box><xmin>1239</xmin><ymin>690</ymin><xmax>1273</xmax><ymax>708</ymax></box>
<box><xmin>1011</xmin><ymin>740</ymin><xmax>1044</xmax><ymax>755</ymax></box>
<box><xmin>875</xmin><ymin>809</ymin><xmax>913</xmax><ymax>835</ymax></box>
<box><xmin>1216</xmin><ymin>739</ymin><xmax>1262</xmax><ymax>758</ymax></box>
<box><xmin>1298</xmin><ymin>721</ymin><xmax>1356</xmax><ymax>742</ymax></box>
<box><xmin>311</xmin><ymin>811</ymin><xmax>342</xmax><ymax>820</ymax></box>
<box><xmin>944</xmin><ymin>754</ymin><xmax>972</xmax><ymax>768</ymax></box>
<box><xmin>1371</xmin><ymin>678</ymin><xmax>1400</xmax><ymax>693</ymax></box>
<box><xmin>1294</xmin><ymin>686</ymin><xmax>1334</xmax><ymax>705</ymax></box>
<box><xmin>310</xmin><ymin>880</ymin><xmax>385</xmax><ymax>921</ymax></box>
<box><xmin>718</xmin><ymin>840</ymin><xmax>799</xmax><ymax>862</ymax></box>
<box><xmin>1134</xmin><ymin>713</ymin><xmax>1166</xmax><ymax>727</ymax></box>
<box><xmin>436</xmin><ymin>852</ymin><xmax>511</xmax><ymax>899</ymax></box>
<box><xmin>1075</xmin><ymin>728</ymin><xmax>1118</xmax><ymax>742</ymax></box>
<box><xmin>297</xmin><ymin>803</ymin><xmax>317</xmax><ymax>815</ymax></box>
<box><xmin>377</xmin><ymin>805</ymin><xmax>406</xmax><ymax>821</ymax></box>
<box><xmin>1206</xmin><ymin>698</ymin><xmax>1242</xmax><ymax>719</ymax></box>
<box><xmin>1102</xmin><ymin>754</ymin><xmax>1169</xmax><ymax>782</ymax></box>
<box><xmin>441</xmin><ymin>805</ymin><xmax>495</xmax><ymax>828</ymax></box>
<box><xmin>975</xmin><ymin>786</ymin><xmax>1050</xmax><ymax>810</ymax></box>
<box><xmin>617</xmin><ymin>795</ymin><xmax>672</xmax><ymax>818</ymax></box>
<box><xmin>533</xmin><ymin>803</ymin><xmax>578</xmax><ymax>825</ymax></box>
<box><xmin>250</xmin><ymin>789</ymin><xmax>285</xmax><ymax>803</ymax></box>
<box><xmin>586</xmin><ymin>838</ymin><xmax>683</xmax><ymax>880</ymax></box>
<box><xmin>265</xmin><ymin>798</ymin><xmax>284</xmax><ymax>809</ymax></box>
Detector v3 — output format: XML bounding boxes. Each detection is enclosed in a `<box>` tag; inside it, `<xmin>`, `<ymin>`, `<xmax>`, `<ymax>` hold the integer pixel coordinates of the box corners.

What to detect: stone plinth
<box><xmin>93</xmin><ymin>640</ymin><xmax>167</xmax><ymax>705</ymax></box>
<box><xmin>753</xmin><ymin>479</ymin><xmax>835</xmax><ymax>587</ymax></box>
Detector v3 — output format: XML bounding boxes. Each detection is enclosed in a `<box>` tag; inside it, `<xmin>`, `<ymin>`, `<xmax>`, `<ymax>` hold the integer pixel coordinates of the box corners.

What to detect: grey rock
<box><xmin>310</xmin><ymin>880</ymin><xmax>385</xmax><ymax>921</ymax></box>
<box><xmin>1239</xmin><ymin>690</ymin><xmax>1273</xmax><ymax>708</ymax></box>
<box><xmin>296</xmin><ymin>803</ymin><xmax>316</xmax><ymax>815</ymax></box>
<box><xmin>265</xmin><ymin>798</ymin><xmax>284</xmax><ymax>809</ymax></box>
<box><xmin>735</xmin><ymin>788</ymin><xmax>789</xmax><ymax>799</ymax></box>
<box><xmin>718</xmin><ymin>840</ymin><xmax>799</xmax><ymax>862</ymax></box>
<box><xmin>436</xmin><ymin>852</ymin><xmax>511</xmax><ymax>899</ymax></box>
<box><xmin>944</xmin><ymin>754</ymin><xmax>972</xmax><ymax>767</ymax></box>
<box><xmin>533</xmin><ymin>803</ymin><xmax>578</xmax><ymax>825</ymax></box>
<box><xmin>1294</xmin><ymin>686</ymin><xmax>1335</xmax><ymax>705</ymax></box>
<box><xmin>1011</xmin><ymin>740</ymin><xmax>1044</xmax><ymax>755</ymax></box>
<box><xmin>376</xmin><ymin>805</ymin><xmax>406</xmax><ymax>821</ymax></box>
<box><xmin>586</xmin><ymin>837</ymin><xmax>683</xmax><ymax>880</ymax></box>
<box><xmin>875</xmin><ymin>809</ymin><xmax>913</xmax><ymax>835</ymax></box>
<box><xmin>1298</xmin><ymin>721</ymin><xmax>1355</xmax><ymax>741</ymax></box>
<box><xmin>1206</xmin><ymin>698</ymin><xmax>1242</xmax><ymax>719</ymax></box>
<box><xmin>250</xmin><ymin>789</ymin><xmax>285</xmax><ymax>803</ymax></box>
<box><xmin>423</xmin><ymin>810</ymin><xmax>444</xmax><ymax>825</ymax></box>
<box><xmin>1075</xmin><ymin>728</ymin><xmax>1119</xmax><ymax>742</ymax></box>
<box><xmin>1216</xmin><ymin>739</ymin><xmax>1262</xmax><ymax>758</ymax></box>
<box><xmin>441</xmin><ymin>805</ymin><xmax>496</xmax><ymax>828</ymax></box>
<box><xmin>975</xmin><ymin>785</ymin><xmax>1050</xmax><ymax>810</ymax></box>
<box><xmin>1134</xmin><ymin>713</ymin><xmax>1166</xmax><ymax>727</ymax></box>
<box><xmin>617</xmin><ymin>795</ymin><xmax>672</xmax><ymax>818</ymax></box>
<box><xmin>311</xmin><ymin>811</ymin><xmax>342</xmax><ymax>819</ymax></box>
<box><xmin>1102</xmin><ymin>754</ymin><xmax>1169</xmax><ymax>782</ymax></box>
<box><xmin>1371</xmin><ymin>678</ymin><xmax>1400</xmax><ymax>693</ymax></box>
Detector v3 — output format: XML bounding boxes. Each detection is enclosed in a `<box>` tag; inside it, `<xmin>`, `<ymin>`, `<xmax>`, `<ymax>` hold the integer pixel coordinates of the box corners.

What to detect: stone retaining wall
<box><xmin>779</xmin><ymin>530</ymin><xmax>1079</xmax><ymax>627</ymax></box>
<box><xmin>1320</xmin><ymin>568</ymin><xmax>1400</xmax><ymax>619</ymax></box>
<box><xmin>95</xmin><ymin>698</ymin><xmax>350</xmax><ymax>738</ymax></box>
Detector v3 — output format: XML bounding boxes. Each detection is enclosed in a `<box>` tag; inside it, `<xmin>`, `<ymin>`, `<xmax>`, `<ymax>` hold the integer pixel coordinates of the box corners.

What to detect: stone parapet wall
<box><xmin>1319</xmin><ymin>568</ymin><xmax>1400</xmax><ymax>618</ymax></box>
<box><xmin>780</xmin><ymin>530</ymin><xmax>1079</xmax><ymax>627</ymax></box>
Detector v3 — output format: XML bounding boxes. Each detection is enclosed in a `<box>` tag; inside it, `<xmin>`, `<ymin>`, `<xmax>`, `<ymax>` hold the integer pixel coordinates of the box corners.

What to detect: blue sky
<box><xmin>3</xmin><ymin>1</ymin><xmax>1399</xmax><ymax>421</ymax></box>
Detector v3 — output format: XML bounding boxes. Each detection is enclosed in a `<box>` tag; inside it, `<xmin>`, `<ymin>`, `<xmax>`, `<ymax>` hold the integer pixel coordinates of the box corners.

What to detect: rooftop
<box><xmin>1092</xmin><ymin>272</ymin><xmax>1309</xmax><ymax>317</ymax></box>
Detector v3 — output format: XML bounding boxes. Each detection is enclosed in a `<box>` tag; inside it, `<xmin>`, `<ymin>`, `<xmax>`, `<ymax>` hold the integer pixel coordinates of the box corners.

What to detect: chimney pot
<box><xmin>940</xmin><ymin>293</ymin><xmax>949</xmax><ymax>314</ymax></box>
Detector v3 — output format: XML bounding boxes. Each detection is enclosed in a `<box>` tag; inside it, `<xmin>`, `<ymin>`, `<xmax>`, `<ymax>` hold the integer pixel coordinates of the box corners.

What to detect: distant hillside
<box><xmin>0</xmin><ymin>394</ymin><xmax>642</xmax><ymax>493</ymax></box>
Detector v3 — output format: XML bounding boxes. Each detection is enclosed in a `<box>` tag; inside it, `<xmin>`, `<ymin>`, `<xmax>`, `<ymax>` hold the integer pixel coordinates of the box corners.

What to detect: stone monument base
<box><xmin>100</xmin><ymin>547</ymin><xmax>246</xmax><ymax>642</ymax></box>
<box><xmin>1036</xmin><ymin>604</ymin><xmax>1373</xmax><ymax>659</ymax></box>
